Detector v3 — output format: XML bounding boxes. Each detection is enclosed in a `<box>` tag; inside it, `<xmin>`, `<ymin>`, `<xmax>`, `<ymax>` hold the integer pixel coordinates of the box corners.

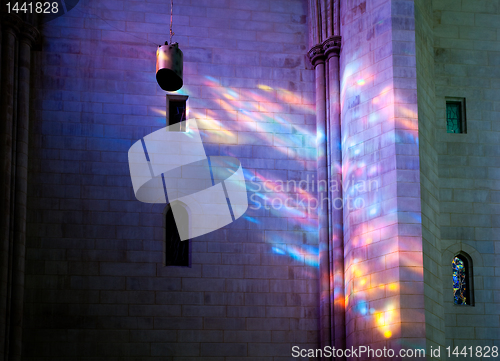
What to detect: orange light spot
<box><xmin>385</xmin><ymin>310</ymin><xmax>393</xmax><ymax>323</ymax></box>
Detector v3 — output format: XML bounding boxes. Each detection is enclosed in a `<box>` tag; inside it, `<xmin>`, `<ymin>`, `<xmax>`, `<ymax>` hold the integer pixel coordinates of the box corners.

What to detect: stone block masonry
<box><xmin>340</xmin><ymin>0</ymin><xmax>429</xmax><ymax>355</ymax></box>
<box><xmin>12</xmin><ymin>0</ymin><xmax>500</xmax><ymax>359</ymax></box>
<box><xmin>23</xmin><ymin>0</ymin><xmax>319</xmax><ymax>359</ymax></box>
<box><xmin>415</xmin><ymin>0</ymin><xmax>446</xmax><ymax>357</ymax></box>
<box><xmin>434</xmin><ymin>0</ymin><xmax>500</xmax><ymax>352</ymax></box>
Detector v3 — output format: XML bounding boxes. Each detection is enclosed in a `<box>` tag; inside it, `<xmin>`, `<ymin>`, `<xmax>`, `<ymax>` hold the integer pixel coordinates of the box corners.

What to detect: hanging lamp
<box><xmin>156</xmin><ymin>0</ymin><xmax>183</xmax><ymax>91</ymax></box>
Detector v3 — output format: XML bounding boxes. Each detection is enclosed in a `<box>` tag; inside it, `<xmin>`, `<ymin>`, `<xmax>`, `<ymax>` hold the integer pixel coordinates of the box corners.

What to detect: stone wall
<box><xmin>340</xmin><ymin>0</ymin><xmax>427</xmax><ymax>355</ymax></box>
<box><xmin>415</xmin><ymin>0</ymin><xmax>446</xmax><ymax>356</ymax></box>
<box><xmin>433</xmin><ymin>0</ymin><xmax>500</xmax><ymax>351</ymax></box>
<box><xmin>23</xmin><ymin>0</ymin><xmax>320</xmax><ymax>359</ymax></box>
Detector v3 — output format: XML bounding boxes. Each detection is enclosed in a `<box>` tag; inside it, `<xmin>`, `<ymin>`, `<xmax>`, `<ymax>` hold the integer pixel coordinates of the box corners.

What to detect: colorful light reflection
<box><xmin>184</xmin><ymin>76</ymin><xmax>319</xmax><ymax>270</ymax></box>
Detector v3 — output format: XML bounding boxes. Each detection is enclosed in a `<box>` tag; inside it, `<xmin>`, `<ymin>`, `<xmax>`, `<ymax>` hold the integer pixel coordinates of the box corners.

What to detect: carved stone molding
<box><xmin>307</xmin><ymin>44</ymin><xmax>325</xmax><ymax>67</ymax></box>
<box><xmin>307</xmin><ymin>36</ymin><xmax>342</xmax><ymax>67</ymax></box>
<box><xmin>21</xmin><ymin>22</ymin><xmax>40</xmax><ymax>46</ymax></box>
<box><xmin>323</xmin><ymin>36</ymin><xmax>341</xmax><ymax>59</ymax></box>
<box><xmin>1</xmin><ymin>13</ymin><xmax>24</xmax><ymax>35</ymax></box>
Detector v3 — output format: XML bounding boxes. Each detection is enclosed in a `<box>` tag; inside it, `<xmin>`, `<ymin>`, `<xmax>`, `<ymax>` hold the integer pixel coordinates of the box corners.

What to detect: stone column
<box><xmin>307</xmin><ymin>1</ymin><xmax>344</xmax><ymax>356</ymax></box>
<box><xmin>9</xmin><ymin>23</ymin><xmax>39</xmax><ymax>361</ymax></box>
<box><xmin>0</xmin><ymin>14</ymin><xmax>23</xmax><ymax>361</ymax></box>
<box><xmin>0</xmin><ymin>15</ymin><xmax>2</xmax><ymax>89</ymax></box>
<box><xmin>324</xmin><ymin>36</ymin><xmax>345</xmax><ymax>358</ymax></box>
<box><xmin>308</xmin><ymin>44</ymin><xmax>331</xmax><ymax>356</ymax></box>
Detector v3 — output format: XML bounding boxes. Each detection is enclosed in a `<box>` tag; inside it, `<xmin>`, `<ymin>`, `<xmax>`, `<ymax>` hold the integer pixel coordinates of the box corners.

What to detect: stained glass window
<box><xmin>452</xmin><ymin>255</ymin><xmax>469</xmax><ymax>305</ymax></box>
<box><xmin>446</xmin><ymin>100</ymin><xmax>464</xmax><ymax>133</ymax></box>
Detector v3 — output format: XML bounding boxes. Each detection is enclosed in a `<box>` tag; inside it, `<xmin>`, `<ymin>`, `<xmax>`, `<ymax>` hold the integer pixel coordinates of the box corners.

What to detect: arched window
<box><xmin>452</xmin><ymin>254</ymin><xmax>472</xmax><ymax>305</ymax></box>
<box><xmin>164</xmin><ymin>204</ymin><xmax>189</xmax><ymax>267</ymax></box>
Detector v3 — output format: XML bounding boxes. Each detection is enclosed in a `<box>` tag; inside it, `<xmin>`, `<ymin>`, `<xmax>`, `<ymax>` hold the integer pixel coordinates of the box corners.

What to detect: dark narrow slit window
<box><xmin>166</xmin><ymin>94</ymin><xmax>188</xmax><ymax>132</ymax></box>
<box><xmin>164</xmin><ymin>205</ymin><xmax>190</xmax><ymax>267</ymax></box>
<box><xmin>446</xmin><ymin>98</ymin><xmax>466</xmax><ymax>134</ymax></box>
<box><xmin>452</xmin><ymin>254</ymin><xmax>472</xmax><ymax>305</ymax></box>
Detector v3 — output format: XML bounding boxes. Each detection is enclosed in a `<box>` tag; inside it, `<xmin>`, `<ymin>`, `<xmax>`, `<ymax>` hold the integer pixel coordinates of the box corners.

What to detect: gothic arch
<box><xmin>442</xmin><ymin>243</ymin><xmax>483</xmax><ymax>307</ymax></box>
<box><xmin>452</xmin><ymin>252</ymin><xmax>473</xmax><ymax>306</ymax></box>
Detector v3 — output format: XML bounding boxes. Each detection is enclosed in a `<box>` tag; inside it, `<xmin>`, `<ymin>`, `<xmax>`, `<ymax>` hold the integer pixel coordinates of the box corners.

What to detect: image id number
<box><xmin>6</xmin><ymin>2</ymin><xmax>59</xmax><ymax>14</ymax></box>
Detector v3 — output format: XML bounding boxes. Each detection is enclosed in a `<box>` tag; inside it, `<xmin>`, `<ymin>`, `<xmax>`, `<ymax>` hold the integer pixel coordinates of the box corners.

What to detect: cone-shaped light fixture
<box><xmin>156</xmin><ymin>42</ymin><xmax>183</xmax><ymax>91</ymax></box>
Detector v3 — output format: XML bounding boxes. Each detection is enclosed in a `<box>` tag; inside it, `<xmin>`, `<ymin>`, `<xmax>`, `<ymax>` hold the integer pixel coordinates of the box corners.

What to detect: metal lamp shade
<box><xmin>156</xmin><ymin>43</ymin><xmax>183</xmax><ymax>92</ymax></box>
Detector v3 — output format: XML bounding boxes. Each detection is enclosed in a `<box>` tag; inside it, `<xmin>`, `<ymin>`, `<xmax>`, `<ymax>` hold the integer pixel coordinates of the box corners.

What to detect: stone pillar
<box><xmin>308</xmin><ymin>44</ymin><xmax>331</xmax><ymax>356</ymax></box>
<box><xmin>307</xmin><ymin>2</ymin><xmax>344</xmax><ymax>356</ymax></box>
<box><xmin>339</xmin><ymin>0</ymin><xmax>428</xmax><ymax>357</ymax></box>
<box><xmin>0</xmin><ymin>13</ymin><xmax>38</xmax><ymax>360</ymax></box>
<box><xmin>10</xmin><ymin>23</ymin><xmax>39</xmax><ymax>361</ymax></box>
<box><xmin>0</xmin><ymin>15</ymin><xmax>2</xmax><ymax>89</ymax></box>
<box><xmin>324</xmin><ymin>36</ymin><xmax>345</xmax><ymax>359</ymax></box>
<box><xmin>0</xmin><ymin>14</ymin><xmax>22</xmax><ymax>361</ymax></box>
